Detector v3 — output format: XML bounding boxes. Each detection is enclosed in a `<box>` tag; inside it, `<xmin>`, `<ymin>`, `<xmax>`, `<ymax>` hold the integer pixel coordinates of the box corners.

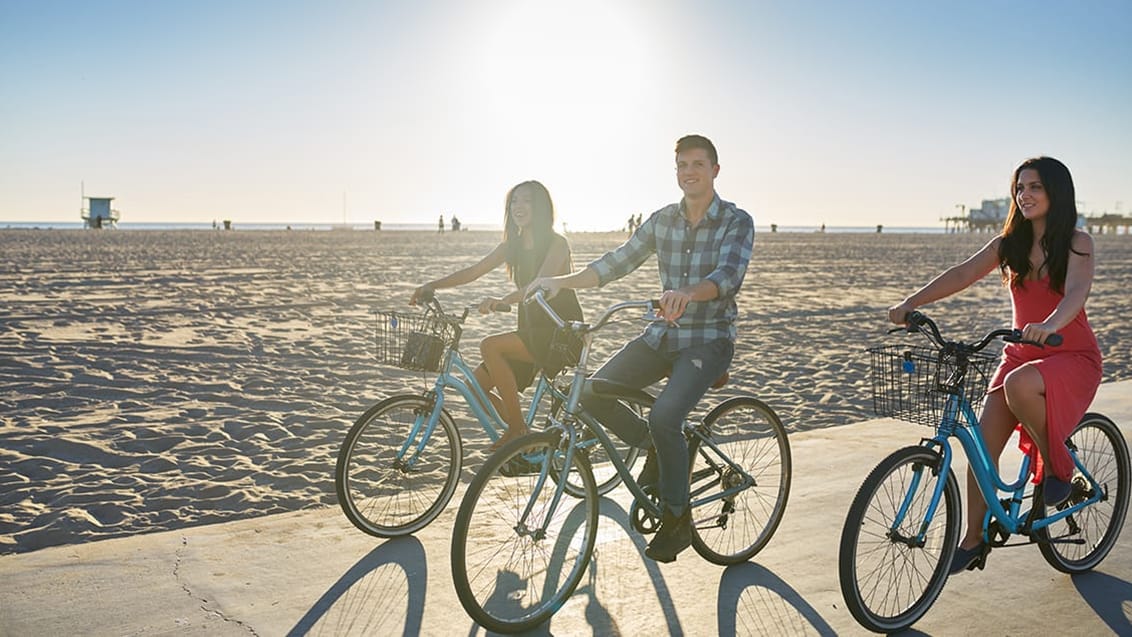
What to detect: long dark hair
<box><xmin>502</xmin><ymin>180</ymin><xmax>556</xmax><ymax>281</ymax></box>
<box><xmin>998</xmin><ymin>156</ymin><xmax>1085</xmax><ymax>293</ymax></box>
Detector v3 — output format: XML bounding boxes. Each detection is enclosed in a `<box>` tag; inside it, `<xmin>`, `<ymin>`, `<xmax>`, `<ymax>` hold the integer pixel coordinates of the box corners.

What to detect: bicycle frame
<box><xmin>394</xmin><ymin>343</ymin><xmax>557</xmax><ymax>469</ymax></box>
<box><xmin>511</xmin><ymin>292</ymin><xmax>758</xmax><ymax>534</ymax></box>
<box><xmin>901</xmin><ymin>392</ymin><xmax>1108</xmax><ymax>546</ymax></box>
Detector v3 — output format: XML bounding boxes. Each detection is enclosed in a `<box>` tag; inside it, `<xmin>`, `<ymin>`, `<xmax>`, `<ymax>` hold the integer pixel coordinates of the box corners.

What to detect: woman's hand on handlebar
<box><xmin>410</xmin><ymin>284</ymin><xmax>434</xmax><ymax>306</ymax></box>
<box><xmin>478</xmin><ymin>297</ymin><xmax>510</xmax><ymax>314</ymax></box>
<box><xmin>1020</xmin><ymin>321</ymin><xmax>1059</xmax><ymax>347</ymax></box>
<box><xmin>887</xmin><ymin>301</ymin><xmax>915</xmax><ymax>325</ymax></box>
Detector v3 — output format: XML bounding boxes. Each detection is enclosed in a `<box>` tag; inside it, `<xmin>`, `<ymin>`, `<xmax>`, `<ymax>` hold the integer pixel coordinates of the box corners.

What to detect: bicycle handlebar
<box><xmin>897</xmin><ymin>310</ymin><xmax>1062</xmax><ymax>351</ymax></box>
<box><xmin>526</xmin><ymin>288</ymin><xmax>660</xmax><ymax>333</ymax></box>
<box><xmin>411</xmin><ymin>287</ymin><xmax>510</xmax><ymax>320</ymax></box>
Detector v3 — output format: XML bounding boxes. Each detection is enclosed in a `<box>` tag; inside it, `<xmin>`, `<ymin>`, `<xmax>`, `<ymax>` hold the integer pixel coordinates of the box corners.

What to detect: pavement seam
<box><xmin>174</xmin><ymin>535</ymin><xmax>261</xmax><ymax>636</ymax></box>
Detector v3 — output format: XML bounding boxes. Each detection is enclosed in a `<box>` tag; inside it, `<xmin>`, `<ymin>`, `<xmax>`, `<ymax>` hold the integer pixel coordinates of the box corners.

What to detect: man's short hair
<box><xmin>675</xmin><ymin>134</ymin><xmax>718</xmax><ymax>165</ymax></box>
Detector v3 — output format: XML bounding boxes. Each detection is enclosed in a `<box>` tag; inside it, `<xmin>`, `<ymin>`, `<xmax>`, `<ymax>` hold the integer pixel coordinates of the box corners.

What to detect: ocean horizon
<box><xmin>1</xmin><ymin>220</ymin><xmax>954</xmax><ymax>234</ymax></box>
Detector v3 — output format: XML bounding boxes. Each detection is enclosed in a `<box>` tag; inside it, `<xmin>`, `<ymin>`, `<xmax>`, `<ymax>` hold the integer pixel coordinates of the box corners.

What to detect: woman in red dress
<box><xmin>887</xmin><ymin>156</ymin><xmax>1102</xmax><ymax>574</ymax></box>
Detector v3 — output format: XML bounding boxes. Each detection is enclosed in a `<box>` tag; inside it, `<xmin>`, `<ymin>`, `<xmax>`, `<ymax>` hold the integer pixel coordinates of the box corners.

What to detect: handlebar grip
<box><xmin>1008</xmin><ymin>329</ymin><xmax>1063</xmax><ymax>347</ymax></box>
<box><xmin>650</xmin><ymin>299</ymin><xmax>661</xmax><ymax>310</ymax></box>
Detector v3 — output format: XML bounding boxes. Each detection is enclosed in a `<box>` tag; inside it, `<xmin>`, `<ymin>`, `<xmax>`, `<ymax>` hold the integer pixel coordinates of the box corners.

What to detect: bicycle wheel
<box><xmin>688</xmin><ymin>396</ymin><xmax>791</xmax><ymax>565</ymax></box>
<box><xmin>1037</xmin><ymin>413</ymin><xmax>1131</xmax><ymax>573</ymax></box>
<box><xmin>335</xmin><ymin>394</ymin><xmax>461</xmax><ymax>537</ymax></box>
<box><xmin>558</xmin><ymin>393</ymin><xmax>647</xmax><ymax>498</ymax></box>
<box><xmin>451</xmin><ymin>430</ymin><xmax>598</xmax><ymax>633</ymax></box>
<box><xmin>839</xmin><ymin>445</ymin><xmax>960</xmax><ymax>634</ymax></box>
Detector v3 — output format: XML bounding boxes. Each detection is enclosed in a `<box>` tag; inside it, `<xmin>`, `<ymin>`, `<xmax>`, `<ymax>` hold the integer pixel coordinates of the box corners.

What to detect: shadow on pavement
<box><xmin>287</xmin><ymin>536</ymin><xmax>427</xmax><ymax>637</ymax></box>
<box><xmin>466</xmin><ymin>496</ymin><xmax>683</xmax><ymax>636</ymax></box>
<box><xmin>717</xmin><ymin>561</ymin><xmax>837</xmax><ymax>636</ymax></box>
<box><xmin>1073</xmin><ymin>569</ymin><xmax>1132</xmax><ymax>634</ymax></box>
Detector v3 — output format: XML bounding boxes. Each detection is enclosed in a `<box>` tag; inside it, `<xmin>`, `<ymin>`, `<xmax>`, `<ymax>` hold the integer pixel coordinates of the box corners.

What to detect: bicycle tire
<box><xmin>451</xmin><ymin>430</ymin><xmax>598</xmax><ymax>633</ymax></box>
<box><xmin>688</xmin><ymin>396</ymin><xmax>791</xmax><ymax>565</ymax></box>
<box><xmin>335</xmin><ymin>394</ymin><xmax>462</xmax><ymax>537</ymax></box>
<box><xmin>557</xmin><ymin>393</ymin><xmax>646</xmax><ymax>498</ymax></box>
<box><xmin>839</xmin><ymin>445</ymin><xmax>960</xmax><ymax>633</ymax></box>
<box><xmin>1037</xmin><ymin>412</ymin><xmax>1131</xmax><ymax>573</ymax></box>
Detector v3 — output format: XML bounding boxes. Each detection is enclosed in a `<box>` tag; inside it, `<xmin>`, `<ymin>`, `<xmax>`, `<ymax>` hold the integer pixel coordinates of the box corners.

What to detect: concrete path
<box><xmin>3</xmin><ymin>381</ymin><xmax>1130</xmax><ymax>636</ymax></box>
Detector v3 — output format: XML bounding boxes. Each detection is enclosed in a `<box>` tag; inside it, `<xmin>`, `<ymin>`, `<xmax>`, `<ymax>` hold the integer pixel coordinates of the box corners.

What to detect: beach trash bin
<box><xmin>223</xmin><ymin>220</ymin><xmax>232</xmax><ymax>230</ymax></box>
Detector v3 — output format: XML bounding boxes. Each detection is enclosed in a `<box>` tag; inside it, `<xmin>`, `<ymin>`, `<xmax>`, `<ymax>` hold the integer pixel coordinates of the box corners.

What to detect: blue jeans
<box><xmin>581</xmin><ymin>336</ymin><xmax>734</xmax><ymax>516</ymax></box>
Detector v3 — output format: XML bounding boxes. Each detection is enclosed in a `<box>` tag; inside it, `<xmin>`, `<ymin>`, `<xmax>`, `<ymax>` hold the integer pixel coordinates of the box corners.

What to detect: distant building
<box><xmin>82</xmin><ymin>197</ymin><xmax>120</xmax><ymax>229</ymax></box>
<box><xmin>968</xmin><ymin>198</ymin><xmax>1009</xmax><ymax>232</ymax></box>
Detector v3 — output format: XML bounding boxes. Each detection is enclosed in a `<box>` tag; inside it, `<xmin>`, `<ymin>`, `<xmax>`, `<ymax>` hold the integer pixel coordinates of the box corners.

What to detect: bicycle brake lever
<box><xmin>644</xmin><ymin>311</ymin><xmax>677</xmax><ymax>327</ymax></box>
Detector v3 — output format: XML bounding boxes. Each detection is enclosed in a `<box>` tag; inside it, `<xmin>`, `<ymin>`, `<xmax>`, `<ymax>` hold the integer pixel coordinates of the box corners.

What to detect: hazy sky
<box><xmin>2</xmin><ymin>0</ymin><xmax>1130</xmax><ymax>229</ymax></box>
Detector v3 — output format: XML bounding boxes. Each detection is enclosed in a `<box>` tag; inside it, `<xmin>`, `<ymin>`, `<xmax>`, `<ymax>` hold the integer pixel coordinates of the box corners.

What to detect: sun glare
<box><xmin>477</xmin><ymin>1</ymin><xmax>657</xmax><ymax>138</ymax></box>
<box><xmin>470</xmin><ymin>1</ymin><xmax>662</xmax><ymax>230</ymax></box>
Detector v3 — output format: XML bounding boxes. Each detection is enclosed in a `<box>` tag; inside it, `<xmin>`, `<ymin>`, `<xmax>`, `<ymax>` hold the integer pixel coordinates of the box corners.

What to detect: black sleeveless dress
<box><xmin>508</xmin><ymin>241</ymin><xmax>584</xmax><ymax>389</ymax></box>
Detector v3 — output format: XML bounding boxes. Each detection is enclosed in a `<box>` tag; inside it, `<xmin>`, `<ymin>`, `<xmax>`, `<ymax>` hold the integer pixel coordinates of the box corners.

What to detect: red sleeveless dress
<box><xmin>987</xmin><ymin>276</ymin><xmax>1103</xmax><ymax>482</ymax></box>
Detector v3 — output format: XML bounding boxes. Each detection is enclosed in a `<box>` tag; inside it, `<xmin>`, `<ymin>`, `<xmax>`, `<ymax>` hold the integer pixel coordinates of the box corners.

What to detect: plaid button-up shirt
<box><xmin>588</xmin><ymin>193</ymin><xmax>754</xmax><ymax>352</ymax></box>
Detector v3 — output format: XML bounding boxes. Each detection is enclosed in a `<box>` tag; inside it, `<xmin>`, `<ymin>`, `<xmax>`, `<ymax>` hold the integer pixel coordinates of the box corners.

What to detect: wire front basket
<box><xmin>868</xmin><ymin>344</ymin><xmax>1000</xmax><ymax>426</ymax></box>
<box><xmin>375</xmin><ymin>310</ymin><xmax>459</xmax><ymax>372</ymax></box>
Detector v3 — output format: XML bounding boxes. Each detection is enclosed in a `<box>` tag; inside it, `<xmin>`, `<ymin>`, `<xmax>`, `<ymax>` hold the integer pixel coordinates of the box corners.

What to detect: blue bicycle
<box><xmin>335</xmin><ymin>291</ymin><xmax>639</xmax><ymax>537</ymax></box>
<box><xmin>839</xmin><ymin>311</ymin><xmax>1130</xmax><ymax>633</ymax></box>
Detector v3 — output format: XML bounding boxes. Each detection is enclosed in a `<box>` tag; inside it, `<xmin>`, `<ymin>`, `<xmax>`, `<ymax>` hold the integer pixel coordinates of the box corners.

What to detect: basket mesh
<box><xmin>868</xmin><ymin>344</ymin><xmax>999</xmax><ymax>426</ymax></box>
<box><xmin>374</xmin><ymin>311</ymin><xmax>458</xmax><ymax>372</ymax></box>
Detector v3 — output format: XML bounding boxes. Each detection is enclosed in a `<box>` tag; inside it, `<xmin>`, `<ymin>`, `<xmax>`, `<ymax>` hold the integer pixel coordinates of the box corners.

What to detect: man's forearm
<box><xmin>679</xmin><ymin>279</ymin><xmax>720</xmax><ymax>302</ymax></box>
<box><xmin>560</xmin><ymin>267</ymin><xmax>601</xmax><ymax>290</ymax></box>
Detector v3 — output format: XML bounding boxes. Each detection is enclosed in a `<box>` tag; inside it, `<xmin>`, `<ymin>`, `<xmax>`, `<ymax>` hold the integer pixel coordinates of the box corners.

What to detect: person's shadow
<box><xmin>286</xmin><ymin>536</ymin><xmax>426</xmax><ymax>637</ymax></box>
<box><xmin>1073</xmin><ymin>570</ymin><xmax>1132</xmax><ymax>634</ymax></box>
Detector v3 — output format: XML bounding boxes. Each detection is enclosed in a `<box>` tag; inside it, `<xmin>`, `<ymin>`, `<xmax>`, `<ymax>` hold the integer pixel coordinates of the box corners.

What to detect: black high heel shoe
<box><xmin>948</xmin><ymin>543</ymin><xmax>988</xmax><ymax>575</ymax></box>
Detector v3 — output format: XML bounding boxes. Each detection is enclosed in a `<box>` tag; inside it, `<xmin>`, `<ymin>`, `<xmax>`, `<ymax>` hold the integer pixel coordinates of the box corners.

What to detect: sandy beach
<box><xmin>2</xmin><ymin>228</ymin><xmax>1130</xmax><ymax>555</ymax></box>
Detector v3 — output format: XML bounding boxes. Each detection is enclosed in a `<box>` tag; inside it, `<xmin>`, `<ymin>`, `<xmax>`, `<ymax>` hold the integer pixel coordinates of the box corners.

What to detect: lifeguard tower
<box><xmin>81</xmin><ymin>197</ymin><xmax>120</xmax><ymax>229</ymax></box>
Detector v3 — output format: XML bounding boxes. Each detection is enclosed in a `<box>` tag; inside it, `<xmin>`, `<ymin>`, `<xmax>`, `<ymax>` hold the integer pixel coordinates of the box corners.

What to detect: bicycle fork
<box><xmin>890</xmin><ymin>445</ymin><xmax>949</xmax><ymax>549</ymax></box>
<box><xmin>394</xmin><ymin>393</ymin><xmax>443</xmax><ymax>472</ymax></box>
<box><xmin>513</xmin><ymin>427</ymin><xmax>579</xmax><ymax>541</ymax></box>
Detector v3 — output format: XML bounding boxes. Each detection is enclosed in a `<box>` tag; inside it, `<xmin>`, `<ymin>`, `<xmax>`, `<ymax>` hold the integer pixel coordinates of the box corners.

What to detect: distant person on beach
<box><xmin>451</xmin><ymin>216</ymin><xmax>461</xmax><ymax>232</ymax></box>
<box><xmin>528</xmin><ymin>134</ymin><xmax>754</xmax><ymax>562</ymax></box>
<box><xmin>411</xmin><ymin>181</ymin><xmax>583</xmax><ymax>450</ymax></box>
<box><xmin>438</xmin><ymin>214</ymin><xmax>445</xmax><ymax>233</ymax></box>
<box><xmin>887</xmin><ymin>156</ymin><xmax>1102</xmax><ymax>575</ymax></box>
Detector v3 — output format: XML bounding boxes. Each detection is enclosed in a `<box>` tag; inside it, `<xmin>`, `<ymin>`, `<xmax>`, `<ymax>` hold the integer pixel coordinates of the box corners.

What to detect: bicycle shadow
<box><xmin>1072</xmin><ymin>570</ymin><xmax>1132</xmax><ymax>634</ymax></box>
<box><xmin>716</xmin><ymin>562</ymin><xmax>838</xmax><ymax>637</ymax></box>
<box><xmin>286</xmin><ymin>536</ymin><xmax>426</xmax><ymax>637</ymax></box>
<box><xmin>465</xmin><ymin>496</ymin><xmax>683</xmax><ymax>636</ymax></box>
<box><xmin>583</xmin><ymin>497</ymin><xmax>685</xmax><ymax>634</ymax></box>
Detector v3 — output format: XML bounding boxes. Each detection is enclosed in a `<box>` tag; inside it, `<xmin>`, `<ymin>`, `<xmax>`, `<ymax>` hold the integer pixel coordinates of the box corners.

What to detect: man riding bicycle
<box><xmin>528</xmin><ymin>134</ymin><xmax>754</xmax><ymax>562</ymax></box>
